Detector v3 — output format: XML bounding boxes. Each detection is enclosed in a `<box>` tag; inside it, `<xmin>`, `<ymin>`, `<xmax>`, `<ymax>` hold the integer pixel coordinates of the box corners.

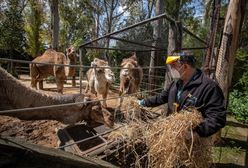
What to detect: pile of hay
<box><xmin>108</xmin><ymin>122</ymin><xmax>148</xmax><ymax>167</ymax></box>
<box><xmin>147</xmin><ymin>109</ymin><xmax>213</xmax><ymax>168</ymax></box>
<box><xmin>120</xmin><ymin>96</ymin><xmax>162</xmax><ymax>122</ymax></box>
<box><xmin>109</xmin><ymin>98</ymin><xmax>213</xmax><ymax>168</ymax></box>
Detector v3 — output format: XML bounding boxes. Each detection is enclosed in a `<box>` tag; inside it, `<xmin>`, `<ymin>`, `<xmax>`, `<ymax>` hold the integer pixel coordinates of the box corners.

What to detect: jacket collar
<box><xmin>176</xmin><ymin>69</ymin><xmax>203</xmax><ymax>90</ymax></box>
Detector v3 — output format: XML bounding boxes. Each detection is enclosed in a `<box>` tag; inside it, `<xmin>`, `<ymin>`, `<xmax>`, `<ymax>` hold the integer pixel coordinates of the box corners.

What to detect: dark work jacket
<box><xmin>144</xmin><ymin>69</ymin><xmax>226</xmax><ymax>137</ymax></box>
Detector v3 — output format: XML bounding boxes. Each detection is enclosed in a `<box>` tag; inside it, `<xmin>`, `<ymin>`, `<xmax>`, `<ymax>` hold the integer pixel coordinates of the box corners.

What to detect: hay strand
<box><xmin>109</xmin><ymin>101</ymin><xmax>213</xmax><ymax>168</ymax></box>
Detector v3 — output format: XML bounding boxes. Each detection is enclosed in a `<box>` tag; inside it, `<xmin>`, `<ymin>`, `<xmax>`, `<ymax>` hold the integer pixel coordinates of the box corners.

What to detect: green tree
<box><xmin>0</xmin><ymin>0</ymin><xmax>27</xmax><ymax>75</ymax></box>
<box><xmin>49</xmin><ymin>0</ymin><xmax>59</xmax><ymax>50</ymax></box>
<box><xmin>0</xmin><ymin>0</ymin><xmax>26</xmax><ymax>51</ymax></box>
<box><xmin>24</xmin><ymin>0</ymin><xmax>45</xmax><ymax>57</ymax></box>
<box><xmin>59</xmin><ymin>0</ymin><xmax>94</xmax><ymax>51</ymax></box>
<box><xmin>232</xmin><ymin>7</ymin><xmax>248</xmax><ymax>94</ymax></box>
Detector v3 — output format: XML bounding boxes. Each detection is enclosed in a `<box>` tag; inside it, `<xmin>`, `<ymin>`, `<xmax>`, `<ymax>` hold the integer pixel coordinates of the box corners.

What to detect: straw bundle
<box><xmin>147</xmin><ymin>109</ymin><xmax>213</xmax><ymax>168</ymax></box>
<box><xmin>120</xmin><ymin>96</ymin><xmax>161</xmax><ymax>121</ymax></box>
<box><xmin>109</xmin><ymin>101</ymin><xmax>213</xmax><ymax>168</ymax></box>
<box><xmin>108</xmin><ymin>122</ymin><xmax>149</xmax><ymax>167</ymax></box>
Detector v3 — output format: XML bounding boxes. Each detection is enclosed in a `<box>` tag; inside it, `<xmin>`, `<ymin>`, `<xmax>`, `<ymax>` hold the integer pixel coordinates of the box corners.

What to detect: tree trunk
<box><xmin>215</xmin><ymin>0</ymin><xmax>246</xmax><ymax>103</ymax></box>
<box><xmin>103</xmin><ymin>0</ymin><xmax>115</xmax><ymax>63</ymax></box>
<box><xmin>50</xmin><ymin>0</ymin><xmax>59</xmax><ymax>50</ymax></box>
<box><xmin>164</xmin><ymin>0</ymin><xmax>182</xmax><ymax>88</ymax></box>
<box><xmin>203</xmin><ymin>0</ymin><xmax>221</xmax><ymax>77</ymax></box>
<box><xmin>148</xmin><ymin>0</ymin><xmax>164</xmax><ymax>93</ymax></box>
<box><xmin>29</xmin><ymin>0</ymin><xmax>43</xmax><ymax>57</ymax></box>
<box><xmin>92</xmin><ymin>0</ymin><xmax>100</xmax><ymax>45</ymax></box>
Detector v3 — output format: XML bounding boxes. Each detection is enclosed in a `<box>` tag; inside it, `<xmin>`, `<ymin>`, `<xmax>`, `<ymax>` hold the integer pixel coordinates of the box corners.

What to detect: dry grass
<box><xmin>147</xmin><ymin>109</ymin><xmax>213</xmax><ymax>168</ymax></box>
<box><xmin>109</xmin><ymin>97</ymin><xmax>213</xmax><ymax>168</ymax></box>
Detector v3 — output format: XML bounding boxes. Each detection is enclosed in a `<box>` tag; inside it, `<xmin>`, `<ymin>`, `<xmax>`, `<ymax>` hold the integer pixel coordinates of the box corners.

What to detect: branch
<box><xmin>113</xmin><ymin>1</ymin><xmax>135</xmax><ymax>19</ymax></box>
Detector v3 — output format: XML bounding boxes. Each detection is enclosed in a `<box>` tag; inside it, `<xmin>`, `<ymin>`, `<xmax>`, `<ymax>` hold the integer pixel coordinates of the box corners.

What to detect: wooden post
<box><xmin>215</xmin><ymin>0</ymin><xmax>246</xmax><ymax>103</ymax></box>
<box><xmin>203</xmin><ymin>0</ymin><xmax>221</xmax><ymax>77</ymax></box>
<box><xmin>79</xmin><ymin>48</ymin><xmax>83</xmax><ymax>94</ymax></box>
<box><xmin>214</xmin><ymin>0</ymin><xmax>246</xmax><ymax>143</ymax></box>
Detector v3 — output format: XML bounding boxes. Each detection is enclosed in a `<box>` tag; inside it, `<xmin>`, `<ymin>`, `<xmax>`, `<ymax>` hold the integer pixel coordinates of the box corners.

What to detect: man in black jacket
<box><xmin>138</xmin><ymin>53</ymin><xmax>226</xmax><ymax>137</ymax></box>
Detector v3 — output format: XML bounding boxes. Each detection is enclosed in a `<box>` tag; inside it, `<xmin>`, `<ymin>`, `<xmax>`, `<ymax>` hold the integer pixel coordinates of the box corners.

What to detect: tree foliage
<box><xmin>0</xmin><ymin>0</ymin><xmax>26</xmax><ymax>53</ymax></box>
<box><xmin>59</xmin><ymin>0</ymin><xmax>94</xmax><ymax>51</ymax></box>
<box><xmin>232</xmin><ymin>9</ymin><xmax>248</xmax><ymax>93</ymax></box>
<box><xmin>24</xmin><ymin>0</ymin><xmax>45</xmax><ymax>57</ymax></box>
<box><xmin>228</xmin><ymin>90</ymin><xmax>248</xmax><ymax>123</ymax></box>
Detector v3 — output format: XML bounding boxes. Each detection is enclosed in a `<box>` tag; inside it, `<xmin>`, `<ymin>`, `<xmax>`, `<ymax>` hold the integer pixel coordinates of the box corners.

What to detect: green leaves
<box><xmin>228</xmin><ymin>90</ymin><xmax>248</xmax><ymax>123</ymax></box>
<box><xmin>232</xmin><ymin>49</ymin><xmax>248</xmax><ymax>92</ymax></box>
<box><xmin>0</xmin><ymin>0</ymin><xmax>26</xmax><ymax>51</ymax></box>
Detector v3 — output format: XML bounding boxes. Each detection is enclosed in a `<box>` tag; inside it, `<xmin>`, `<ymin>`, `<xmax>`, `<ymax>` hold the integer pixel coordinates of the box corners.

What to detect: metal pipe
<box><xmin>0</xmin><ymin>58</ymin><xmax>166</xmax><ymax>70</ymax></box>
<box><xmin>182</xmin><ymin>27</ymin><xmax>208</xmax><ymax>45</ymax></box>
<box><xmin>181</xmin><ymin>47</ymin><xmax>208</xmax><ymax>50</ymax></box>
<box><xmin>80</xmin><ymin>12</ymin><xmax>207</xmax><ymax>48</ymax></box>
<box><xmin>57</xmin><ymin>126</ymin><xmax>123</xmax><ymax>149</ymax></box>
<box><xmin>0</xmin><ymin>88</ymin><xmax>164</xmax><ymax>114</ymax></box>
<box><xmin>109</xmin><ymin>36</ymin><xmax>165</xmax><ymax>50</ymax></box>
<box><xmin>79</xmin><ymin>48</ymin><xmax>83</xmax><ymax>94</ymax></box>
<box><xmin>84</xmin><ymin>46</ymin><xmax>164</xmax><ymax>52</ymax></box>
<box><xmin>79</xmin><ymin>13</ymin><xmax>169</xmax><ymax>48</ymax></box>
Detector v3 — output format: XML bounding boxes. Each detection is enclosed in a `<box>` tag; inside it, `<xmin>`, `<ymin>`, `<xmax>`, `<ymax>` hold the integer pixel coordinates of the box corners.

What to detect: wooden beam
<box><xmin>0</xmin><ymin>137</ymin><xmax>118</xmax><ymax>168</ymax></box>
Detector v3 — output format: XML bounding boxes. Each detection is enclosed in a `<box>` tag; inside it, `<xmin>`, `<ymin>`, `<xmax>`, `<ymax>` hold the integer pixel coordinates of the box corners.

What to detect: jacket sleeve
<box><xmin>143</xmin><ymin>82</ymin><xmax>173</xmax><ymax>107</ymax></box>
<box><xmin>194</xmin><ymin>82</ymin><xmax>226</xmax><ymax>137</ymax></box>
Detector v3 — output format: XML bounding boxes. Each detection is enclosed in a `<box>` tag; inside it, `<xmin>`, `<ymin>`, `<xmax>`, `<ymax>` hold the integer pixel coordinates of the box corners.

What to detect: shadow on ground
<box><xmin>213</xmin><ymin>116</ymin><xmax>248</xmax><ymax>168</ymax></box>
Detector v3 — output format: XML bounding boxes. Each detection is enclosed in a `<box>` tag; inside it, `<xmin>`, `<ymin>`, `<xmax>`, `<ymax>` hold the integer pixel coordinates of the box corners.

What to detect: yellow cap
<box><xmin>166</xmin><ymin>55</ymin><xmax>180</xmax><ymax>64</ymax></box>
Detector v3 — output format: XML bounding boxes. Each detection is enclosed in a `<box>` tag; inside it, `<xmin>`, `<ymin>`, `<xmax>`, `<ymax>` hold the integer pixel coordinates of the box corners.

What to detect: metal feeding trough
<box><xmin>57</xmin><ymin>124</ymin><xmax>114</xmax><ymax>156</ymax></box>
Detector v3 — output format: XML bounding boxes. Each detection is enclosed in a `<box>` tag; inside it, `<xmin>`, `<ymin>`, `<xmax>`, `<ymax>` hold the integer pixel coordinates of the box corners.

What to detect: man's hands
<box><xmin>137</xmin><ymin>99</ymin><xmax>145</xmax><ymax>106</ymax></box>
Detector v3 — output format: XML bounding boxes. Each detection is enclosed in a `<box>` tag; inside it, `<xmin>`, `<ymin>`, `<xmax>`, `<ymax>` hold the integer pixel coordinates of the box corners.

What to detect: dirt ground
<box><xmin>0</xmin><ymin>75</ymin><xmax>120</xmax><ymax>148</ymax></box>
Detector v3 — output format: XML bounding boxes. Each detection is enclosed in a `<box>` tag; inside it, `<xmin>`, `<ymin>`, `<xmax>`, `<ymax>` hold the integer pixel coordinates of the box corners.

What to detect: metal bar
<box><xmin>85</xmin><ymin>141</ymin><xmax>120</xmax><ymax>157</ymax></box>
<box><xmin>84</xmin><ymin>46</ymin><xmax>163</xmax><ymax>52</ymax></box>
<box><xmin>181</xmin><ymin>47</ymin><xmax>208</xmax><ymax>50</ymax></box>
<box><xmin>148</xmin><ymin>12</ymin><xmax>207</xmax><ymax>45</ymax></box>
<box><xmin>203</xmin><ymin>0</ymin><xmax>221</xmax><ymax>76</ymax></box>
<box><xmin>80</xmin><ymin>12</ymin><xmax>207</xmax><ymax>48</ymax></box>
<box><xmin>0</xmin><ymin>58</ymin><xmax>83</xmax><ymax>68</ymax></box>
<box><xmin>79</xmin><ymin>13</ymin><xmax>169</xmax><ymax>48</ymax></box>
<box><xmin>0</xmin><ymin>58</ymin><xmax>166</xmax><ymax>70</ymax></box>
<box><xmin>57</xmin><ymin>126</ymin><xmax>123</xmax><ymax>149</ymax></box>
<box><xmin>182</xmin><ymin>27</ymin><xmax>208</xmax><ymax>45</ymax></box>
<box><xmin>143</xmin><ymin>74</ymin><xmax>165</xmax><ymax>79</ymax></box>
<box><xmin>79</xmin><ymin>48</ymin><xmax>83</xmax><ymax>94</ymax></box>
<box><xmin>109</xmin><ymin>36</ymin><xmax>165</xmax><ymax>50</ymax></box>
<box><xmin>140</xmin><ymin>82</ymin><xmax>162</xmax><ymax>87</ymax></box>
<box><xmin>0</xmin><ymin>87</ymin><xmax>164</xmax><ymax>114</ymax></box>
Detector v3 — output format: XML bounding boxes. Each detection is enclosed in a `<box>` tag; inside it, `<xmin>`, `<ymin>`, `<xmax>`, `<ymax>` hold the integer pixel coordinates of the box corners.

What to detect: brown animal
<box><xmin>30</xmin><ymin>47</ymin><xmax>77</xmax><ymax>94</ymax></box>
<box><xmin>85</xmin><ymin>58</ymin><xmax>115</xmax><ymax>108</ymax></box>
<box><xmin>0</xmin><ymin>67</ymin><xmax>114</xmax><ymax>128</ymax></box>
<box><xmin>117</xmin><ymin>53</ymin><xmax>143</xmax><ymax>110</ymax></box>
